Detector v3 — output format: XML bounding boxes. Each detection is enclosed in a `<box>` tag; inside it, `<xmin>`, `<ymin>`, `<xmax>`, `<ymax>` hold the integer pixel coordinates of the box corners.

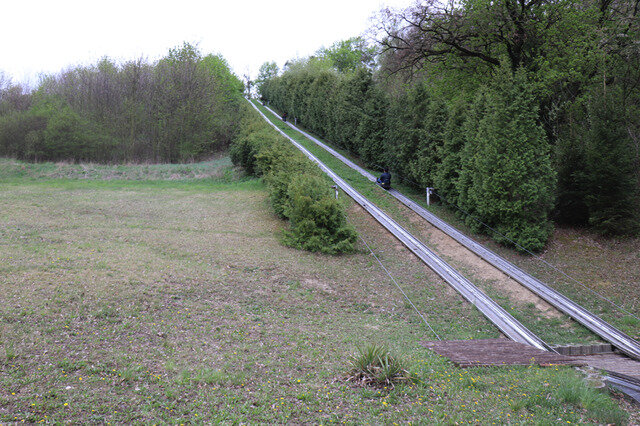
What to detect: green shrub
<box><xmin>283</xmin><ymin>174</ymin><xmax>357</xmax><ymax>254</ymax></box>
<box><xmin>230</xmin><ymin>105</ymin><xmax>357</xmax><ymax>254</ymax></box>
<box><xmin>258</xmin><ymin>142</ymin><xmax>314</xmax><ymax>218</ymax></box>
<box><xmin>229</xmin><ymin>128</ymin><xmax>275</xmax><ymax>176</ymax></box>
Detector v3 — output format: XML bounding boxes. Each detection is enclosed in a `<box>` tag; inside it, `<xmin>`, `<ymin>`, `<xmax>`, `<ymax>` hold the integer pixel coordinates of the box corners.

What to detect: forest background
<box><xmin>1</xmin><ymin>0</ymin><xmax>640</xmax><ymax>253</ymax></box>
<box><xmin>258</xmin><ymin>0</ymin><xmax>640</xmax><ymax>252</ymax></box>
<box><xmin>0</xmin><ymin>43</ymin><xmax>243</xmax><ymax>164</ymax></box>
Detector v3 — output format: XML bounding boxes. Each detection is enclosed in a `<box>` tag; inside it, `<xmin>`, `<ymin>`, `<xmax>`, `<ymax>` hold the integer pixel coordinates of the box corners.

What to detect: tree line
<box><xmin>0</xmin><ymin>43</ymin><xmax>244</xmax><ymax>163</ymax></box>
<box><xmin>258</xmin><ymin>0</ymin><xmax>640</xmax><ymax>251</ymax></box>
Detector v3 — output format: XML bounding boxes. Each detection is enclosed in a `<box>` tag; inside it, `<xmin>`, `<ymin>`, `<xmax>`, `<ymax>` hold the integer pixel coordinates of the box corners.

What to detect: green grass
<box><xmin>0</xmin><ymin>156</ymin><xmax>239</xmax><ymax>181</ymax></box>
<box><xmin>0</xmin><ymin>158</ymin><xmax>636</xmax><ymax>423</ymax></box>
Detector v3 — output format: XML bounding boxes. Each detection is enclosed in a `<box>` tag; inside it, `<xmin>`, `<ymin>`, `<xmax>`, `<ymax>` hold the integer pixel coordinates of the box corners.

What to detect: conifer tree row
<box><xmin>258</xmin><ymin>0</ymin><xmax>640</xmax><ymax>247</ymax></box>
<box><xmin>260</xmin><ymin>63</ymin><xmax>558</xmax><ymax>251</ymax></box>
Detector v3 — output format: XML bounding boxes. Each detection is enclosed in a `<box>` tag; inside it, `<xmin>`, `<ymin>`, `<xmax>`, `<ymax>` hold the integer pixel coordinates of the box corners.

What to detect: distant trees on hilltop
<box><xmin>0</xmin><ymin>43</ymin><xmax>244</xmax><ymax>163</ymax></box>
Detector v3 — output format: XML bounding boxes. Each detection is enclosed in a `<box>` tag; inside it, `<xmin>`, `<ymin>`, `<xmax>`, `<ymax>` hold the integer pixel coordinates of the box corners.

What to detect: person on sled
<box><xmin>376</xmin><ymin>168</ymin><xmax>391</xmax><ymax>190</ymax></box>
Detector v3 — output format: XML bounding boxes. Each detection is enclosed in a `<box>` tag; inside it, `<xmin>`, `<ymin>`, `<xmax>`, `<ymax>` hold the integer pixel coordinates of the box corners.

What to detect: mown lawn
<box><xmin>0</xmin><ymin>159</ymin><xmax>636</xmax><ymax>423</ymax></box>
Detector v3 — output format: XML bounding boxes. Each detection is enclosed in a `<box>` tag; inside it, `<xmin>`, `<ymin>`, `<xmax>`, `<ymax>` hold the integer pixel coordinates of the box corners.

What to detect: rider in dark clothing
<box><xmin>377</xmin><ymin>168</ymin><xmax>391</xmax><ymax>190</ymax></box>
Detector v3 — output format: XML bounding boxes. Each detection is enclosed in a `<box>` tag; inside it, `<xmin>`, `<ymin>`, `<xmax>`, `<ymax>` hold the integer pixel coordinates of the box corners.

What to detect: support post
<box><xmin>426</xmin><ymin>187</ymin><xmax>433</xmax><ymax>206</ymax></box>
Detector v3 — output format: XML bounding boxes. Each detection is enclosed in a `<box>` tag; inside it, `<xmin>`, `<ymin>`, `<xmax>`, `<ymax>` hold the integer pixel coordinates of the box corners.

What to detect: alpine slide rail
<box><xmin>247</xmin><ymin>98</ymin><xmax>640</xmax><ymax>399</ymax></box>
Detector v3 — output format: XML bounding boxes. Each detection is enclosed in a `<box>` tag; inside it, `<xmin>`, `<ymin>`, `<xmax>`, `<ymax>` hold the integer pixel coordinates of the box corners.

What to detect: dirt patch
<box><xmin>302</xmin><ymin>278</ymin><xmax>335</xmax><ymax>294</ymax></box>
<box><xmin>406</xmin><ymin>211</ymin><xmax>563</xmax><ymax>319</ymax></box>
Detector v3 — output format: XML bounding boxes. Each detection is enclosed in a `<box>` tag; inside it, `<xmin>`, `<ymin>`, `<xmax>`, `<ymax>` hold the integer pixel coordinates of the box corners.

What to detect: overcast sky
<box><xmin>1</xmin><ymin>0</ymin><xmax>414</xmax><ymax>86</ymax></box>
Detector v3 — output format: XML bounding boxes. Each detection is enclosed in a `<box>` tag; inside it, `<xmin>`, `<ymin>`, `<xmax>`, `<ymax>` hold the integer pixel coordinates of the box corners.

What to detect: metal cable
<box><xmin>367</xmin><ymin>161</ymin><xmax>639</xmax><ymax>322</ymax></box>
<box><xmin>349</xmin><ymin>217</ymin><xmax>442</xmax><ymax>341</ymax></box>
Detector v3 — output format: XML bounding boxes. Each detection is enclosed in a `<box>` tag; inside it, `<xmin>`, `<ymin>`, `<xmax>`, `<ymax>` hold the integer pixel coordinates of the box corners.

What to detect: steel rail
<box><xmin>604</xmin><ymin>372</ymin><xmax>640</xmax><ymax>403</ymax></box>
<box><xmin>259</xmin><ymin>101</ymin><xmax>640</xmax><ymax>362</ymax></box>
<box><xmin>248</xmin><ymin>99</ymin><xmax>551</xmax><ymax>351</ymax></box>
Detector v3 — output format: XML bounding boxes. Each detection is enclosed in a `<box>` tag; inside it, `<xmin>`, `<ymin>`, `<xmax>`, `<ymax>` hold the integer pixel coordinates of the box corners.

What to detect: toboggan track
<box><xmin>254</xmin><ymin>99</ymin><xmax>640</xmax><ymax>364</ymax></box>
<box><xmin>249</xmin><ymin>98</ymin><xmax>640</xmax><ymax>401</ymax></box>
<box><xmin>247</xmin><ymin>98</ymin><xmax>550</xmax><ymax>352</ymax></box>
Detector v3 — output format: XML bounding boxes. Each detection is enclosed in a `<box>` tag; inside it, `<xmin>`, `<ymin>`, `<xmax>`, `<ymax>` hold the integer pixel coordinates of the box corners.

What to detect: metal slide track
<box><xmin>247</xmin><ymin>99</ymin><xmax>551</xmax><ymax>351</ymax></box>
<box><xmin>258</xmin><ymin>101</ymin><xmax>640</xmax><ymax>362</ymax></box>
<box><xmin>605</xmin><ymin>372</ymin><xmax>640</xmax><ymax>403</ymax></box>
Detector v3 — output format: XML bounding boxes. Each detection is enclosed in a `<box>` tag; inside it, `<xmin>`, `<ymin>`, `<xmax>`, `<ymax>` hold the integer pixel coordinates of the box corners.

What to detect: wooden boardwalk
<box><xmin>422</xmin><ymin>338</ymin><xmax>640</xmax><ymax>382</ymax></box>
<box><xmin>422</xmin><ymin>339</ymin><xmax>585</xmax><ymax>367</ymax></box>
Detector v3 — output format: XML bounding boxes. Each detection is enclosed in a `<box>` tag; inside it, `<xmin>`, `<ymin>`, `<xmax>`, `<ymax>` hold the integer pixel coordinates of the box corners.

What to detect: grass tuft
<box><xmin>347</xmin><ymin>344</ymin><xmax>416</xmax><ymax>388</ymax></box>
<box><xmin>3</xmin><ymin>342</ymin><xmax>17</xmax><ymax>362</ymax></box>
<box><xmin>555</xmin><ymin>375</ymin><xmax>628</xmax><ymax>425</ymax></box>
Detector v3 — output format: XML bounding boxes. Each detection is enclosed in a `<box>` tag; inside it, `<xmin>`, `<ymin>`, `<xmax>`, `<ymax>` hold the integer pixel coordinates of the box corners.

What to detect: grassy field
<box><xmin>253</xmin><ymin>100</ymin><xmax>640</xmax><ymax>344</ymax></box>
<box><xmin>0</xmin><ymin>158</ymin><xmax>637</xmax><ymax>423</ymax></box>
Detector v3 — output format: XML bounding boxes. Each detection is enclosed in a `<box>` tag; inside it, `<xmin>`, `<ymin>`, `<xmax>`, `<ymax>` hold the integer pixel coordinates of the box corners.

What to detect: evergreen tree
<box><xmin>356</xmin><ymin>83</ymin><xmax>388</xmax><ymax>167</ymax></box>
<box><xmin>387</xmin><ymin>83</ymin><xmax>431</xmax><ymax>184</ymax></box>
<box><xmin>584</xmin><ymin>91</ymin><xmax>639</xmax><ymax>235</ymax></box>
<box><xmin>408</xmin><ymin>95</ymin><xmax>447</xmax><ymax>187</ymax></box>
<box><xmin>554</xmin><ymin>110</ymin><xmax>590</xmax><ymax>226</ymax></box>
<box><xmin>457</xmin><ymin>88</ymin><xmax>489</xmax><ymax>232</ymax></box>
<box><xmin>333</xmin><ymin>69</ymin><xmax>372</xmax><ymax>153</ymax></box>
<box><xmin>383</xmin><ymin>90</ymin><xmax>413</xmax><ymax>179</ymax></box>
<box><xmin>458</xmin><ymin>65</ymin><xmax>556</xmax><ymax>252</ymax></box>
<box><xmin>434</xmin><ymin>99</ymin><xmax>467</xmax><ymax>206</ymax></box>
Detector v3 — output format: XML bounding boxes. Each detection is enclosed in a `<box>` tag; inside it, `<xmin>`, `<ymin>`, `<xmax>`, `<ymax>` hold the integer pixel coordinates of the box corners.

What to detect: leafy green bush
<box><xmin>283</xmin><ymin>174</ymin><xmax>356</xmax><ymax>254</ymax></box>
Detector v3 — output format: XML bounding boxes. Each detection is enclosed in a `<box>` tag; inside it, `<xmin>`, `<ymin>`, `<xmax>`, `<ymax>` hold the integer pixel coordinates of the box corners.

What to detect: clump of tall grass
<box><xmin>555</xmin><ymin>374</ymin><xmax>628</xmax><ymax>425</ymax></box>
<box><xmin>346</xmin><ymin>344</ymin><xmax>416</xmax><ymax>387</ymax></box>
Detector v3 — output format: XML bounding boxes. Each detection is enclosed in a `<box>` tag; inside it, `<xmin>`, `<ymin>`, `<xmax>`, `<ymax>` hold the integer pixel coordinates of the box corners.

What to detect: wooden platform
<box><xmin>422</xmin><ymin>339</ymin><xmax>585</xmax><ymax>368</ymax></box>
<box><xmin>574</xmin><ymin>354</ymin><xmax>640</xmax><ymax>381</ymax></box>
